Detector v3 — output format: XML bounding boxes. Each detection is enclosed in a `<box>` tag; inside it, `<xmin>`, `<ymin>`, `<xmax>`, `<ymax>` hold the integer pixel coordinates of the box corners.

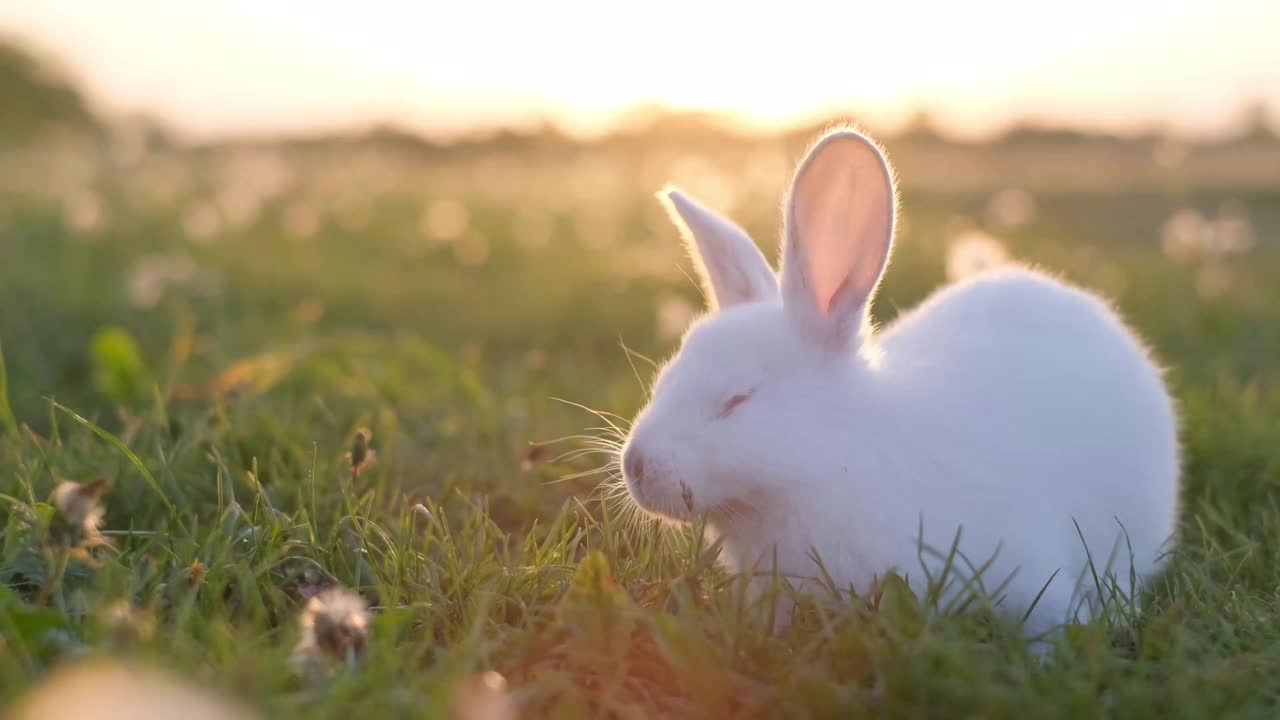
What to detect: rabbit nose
<box><xmin>622</xmin><ymin>446</ymin><xmax>646</xmax><ymax>484</ymax></box>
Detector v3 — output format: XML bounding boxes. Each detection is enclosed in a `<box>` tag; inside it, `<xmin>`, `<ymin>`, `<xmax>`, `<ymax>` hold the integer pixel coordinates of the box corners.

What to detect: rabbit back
<box><xmin>867</xmin><ymin>266</ymin><xmax>1179</xmax><ymax>629</ymax></box>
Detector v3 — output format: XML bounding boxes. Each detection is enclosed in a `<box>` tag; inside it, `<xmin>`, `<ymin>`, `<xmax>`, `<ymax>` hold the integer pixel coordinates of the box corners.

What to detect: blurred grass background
<box><xmin>3</xmin><ymin>36</ymin><xmax>1280</xmax><ymax>718</ymax></box>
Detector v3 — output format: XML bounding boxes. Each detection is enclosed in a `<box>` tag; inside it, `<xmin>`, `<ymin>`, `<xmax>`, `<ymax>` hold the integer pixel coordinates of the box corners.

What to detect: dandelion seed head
<box><xmin>51</xmin><ymin>478</ymin><xmax>110</xmax><ymax>548</ymax></box>
<box><xmin>520</xmin><ymin>442</ymin><xmax>550</xmax><ymax>472</ymax></box>
<box><xmin>1162</xmin><ymin>206</ymin><xmax>1255</xmax><ymax>264</ymax></box>
<box><xmin>985</xmin><ymin>188</ymin><xmax>1036</xmax><ymax>228</ymax></box>
<box><xmin>1161</xmin><ymin>209</ymin><xmax>1208</xmax><ymax>264</ymax></box>
<box><xmin>946</xmin><ymin>230</ymin><xmax>1010</xmax><ymax>281</ymax></box>
<box><xmin>347</xmin><ymin>428</ymin><xmax>376</xmax><ymax>478</ymax></box>
<box><xmin>125</xmin><ymin>252</ymin><xmax>217</xmax><ymax>308</ymax></box>
<box><xmin>298</xmin><ymin>586</ymin><xmax>371</xmax><ymax>661</ymax></box>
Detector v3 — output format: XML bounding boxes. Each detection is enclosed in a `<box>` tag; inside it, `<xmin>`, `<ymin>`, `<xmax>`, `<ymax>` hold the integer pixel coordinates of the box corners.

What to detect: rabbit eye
<box><xmin>716</xmin><ymin>392</ymin><xmax>753</xmax><ymax>419</ymax></box>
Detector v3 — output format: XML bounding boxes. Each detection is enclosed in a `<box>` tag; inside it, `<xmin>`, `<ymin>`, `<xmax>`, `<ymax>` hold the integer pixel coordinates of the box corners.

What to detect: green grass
<box><xmin>2</xmin><ymin>140</ymin><xmax>1280</xmax><ymax>718</ymax></box>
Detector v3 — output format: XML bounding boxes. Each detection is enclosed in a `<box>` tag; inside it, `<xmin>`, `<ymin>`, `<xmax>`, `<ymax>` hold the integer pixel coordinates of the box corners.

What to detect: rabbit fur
<box><xmin>619</xmin><ymin>128</ymin><xmax>1180</xmax><ymax>637</ymax></box>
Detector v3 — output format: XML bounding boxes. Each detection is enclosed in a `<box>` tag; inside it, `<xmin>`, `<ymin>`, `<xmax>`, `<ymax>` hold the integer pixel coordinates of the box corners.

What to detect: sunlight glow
<box><xmin>0</xmin><ymin>0</ymin><xmax>1277</xmax><ymax>138</ymax></box>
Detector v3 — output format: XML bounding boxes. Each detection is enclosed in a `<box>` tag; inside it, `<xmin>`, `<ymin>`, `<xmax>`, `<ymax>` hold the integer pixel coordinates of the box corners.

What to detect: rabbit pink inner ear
<box><xmin>783</xmin><ymin>131</ymin><xmax>895</xmax><ymax>340</ymax></box>
<box><xmin>660</xmin><ymin>187</ymin><xmax>777</xmax><ymax>310</ymax></box>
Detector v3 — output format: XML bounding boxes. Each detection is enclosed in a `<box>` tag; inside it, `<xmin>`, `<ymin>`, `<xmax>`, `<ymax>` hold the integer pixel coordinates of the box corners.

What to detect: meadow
<box><xmin>3</xmin><ymin>101</ymin><xmax>1280</xmax><ymax>716</ymax></box>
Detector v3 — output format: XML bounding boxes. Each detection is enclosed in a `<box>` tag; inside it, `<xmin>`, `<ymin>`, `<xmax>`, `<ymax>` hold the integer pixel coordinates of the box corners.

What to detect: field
<box><xmin>3</xmin><ymin>115</ymin><xmax>1280</xmax><ymax>717</ymax></box>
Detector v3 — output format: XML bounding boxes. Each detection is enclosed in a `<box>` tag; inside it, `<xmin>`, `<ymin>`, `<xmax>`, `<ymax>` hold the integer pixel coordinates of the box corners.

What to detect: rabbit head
<box><xmin>622</xmin><ymin>129</ymin><xmax>896</xmax><ymax>523</ymax></box>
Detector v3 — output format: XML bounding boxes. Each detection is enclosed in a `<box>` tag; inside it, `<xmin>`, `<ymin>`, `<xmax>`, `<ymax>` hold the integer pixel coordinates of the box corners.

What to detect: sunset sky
<box><xmin>1</xmin><ymin>0</ymin><xmax>1277</xmax><ymax>140</ymax></box>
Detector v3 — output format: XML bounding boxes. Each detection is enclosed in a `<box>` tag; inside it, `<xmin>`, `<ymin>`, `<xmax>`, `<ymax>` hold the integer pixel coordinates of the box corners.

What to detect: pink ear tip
<box><xmin>815</xmin><ymin>129</ymin><xmax>883</xmax><ymax>158</ymax></box>
<box><xmin>803</xmin><ymin>129</ymin><xmax>895</xmax><ymax>191</ymax></box>
<box><xmin>658</xmin><ymin>185</ymin><xmax>689</xmax><ymax>207</ymax></box>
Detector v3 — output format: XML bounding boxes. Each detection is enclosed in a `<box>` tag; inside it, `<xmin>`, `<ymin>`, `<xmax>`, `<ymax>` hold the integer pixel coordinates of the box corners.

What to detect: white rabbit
<box><xmin>620</xmin><ymin>128</ymin><xmax>1180</xmax><ymax>638</ymax></box>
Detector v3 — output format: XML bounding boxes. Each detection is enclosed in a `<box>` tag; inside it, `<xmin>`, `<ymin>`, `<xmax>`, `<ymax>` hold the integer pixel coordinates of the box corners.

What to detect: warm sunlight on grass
<box><xmin>2</xmin><ymin>5</ymin><xmax>1280</xmax><ymax>718</ymax></box>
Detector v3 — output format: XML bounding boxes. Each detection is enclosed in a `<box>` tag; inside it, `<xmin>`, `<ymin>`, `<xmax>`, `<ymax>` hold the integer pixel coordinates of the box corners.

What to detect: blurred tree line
<box><xmin>0</xmin><ymin>36</ymin><xmax>1277</xmax><ymax>195</ymax></box>
<box><xmin>0</xmin><ymin>40</ymin><xmax>97</xmax><ymax>144</ymax></box>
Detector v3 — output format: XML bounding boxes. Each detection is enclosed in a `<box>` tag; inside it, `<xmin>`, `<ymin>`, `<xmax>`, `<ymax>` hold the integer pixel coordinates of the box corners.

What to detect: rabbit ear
<box><xmin>781</xmin><ymin>129</ymin><xmax>896</xmax><ymax>349</ymax></box>
<box><xmin>659</xmin><ymin>187</ymin><xmax>777</xmax><ymax>311</ymax></box>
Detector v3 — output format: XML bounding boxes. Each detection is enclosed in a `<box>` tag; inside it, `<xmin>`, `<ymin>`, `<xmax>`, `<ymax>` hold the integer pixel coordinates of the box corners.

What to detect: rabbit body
<box><xmin>705</xmin><ymin>268</ymin><xmax>1177</xmax><ymax>634</ymax></box>
<box><xmin>620</xmin><ymin>129</ymin><xmax>1179</xmax><ymax>636</ymax></box>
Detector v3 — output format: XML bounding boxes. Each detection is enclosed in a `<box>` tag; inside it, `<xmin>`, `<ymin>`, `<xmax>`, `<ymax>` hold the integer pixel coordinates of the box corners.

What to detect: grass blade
<box><xmin>0</xmin><ymin>338</ymin><xmax>17</xmax><ymax>438</ymax></box>
<box><xmin>51</xmin><ymin>400</ymin><xmax>180</xmax><ymax>522</ymax></box>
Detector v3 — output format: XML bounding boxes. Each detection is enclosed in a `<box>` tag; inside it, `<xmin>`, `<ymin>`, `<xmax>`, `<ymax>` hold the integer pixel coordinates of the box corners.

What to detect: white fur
<box><xmin>622</xmin><ymin>129</ymin><xmax>1180</xmax><ymax>637</ymax></box>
